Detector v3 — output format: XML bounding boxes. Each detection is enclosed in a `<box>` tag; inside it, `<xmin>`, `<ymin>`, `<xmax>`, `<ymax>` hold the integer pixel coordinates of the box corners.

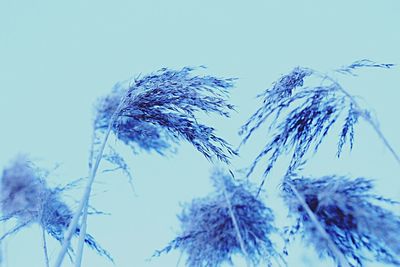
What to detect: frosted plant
<box><xmin>0</xmin><ymin>155</ymin><xmax>113</xmax><ymax>266</ymax></box>
<box><xmin>95</xmin><ymin>83</ymin><xmax>174</xmax><ymax>155</ymax></box>
<box><xmin>238</xmin><ymin>60</ymin><xmax>399</xmax><ymax>267</ymax></box>
<box><xmin>56</xmin><ymin>67</ymin><xmax>237</xmax><ymax>267</ymax></box>
<box><xmin>95</xmin><ymin>67</ymin><xmax>237</xmax><ymax>162</ymax></box>
<box><xmin>239</xmin><ymin>60</ymin><xmax>397</xmax><ymax>185</ymax></box>
<box><xmin>282</xmin><ymin>175</ymin><xmax>400</xmax><ymax>267</ymax></box>
<box><xmin>155</xmin><ymin>169</ymin><xmax>281</xmax><ymax>267</ymax></box>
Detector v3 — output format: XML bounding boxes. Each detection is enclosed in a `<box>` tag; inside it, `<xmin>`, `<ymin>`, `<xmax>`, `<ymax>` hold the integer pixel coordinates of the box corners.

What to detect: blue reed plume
<box><xmin>0</xmin><ymin>155</ymin><xmax>113</xmax><ymax>263</ymax></box>
<box><xmin>283</xmin><ymin>175</ymin><xmax>400</xmax><ymax>267</ymax></box>
<box><xmin>95</xmin><ymin>67</ymin><xmax>237</xmax><ymax>163</ymax></box>
<box><xmin>154</xmin><ymin>169</ymin><xmax>281</xmax><ymax>267</ymax></box>
<box><xmin>56</xmin><ymin>66</ymin><xmax>238</xmax><ymax>267</ymax></box>
<box><xmin>239</xmin><ymin>60</ymin><xmax>396</xmax><ymax>188</ymax></box>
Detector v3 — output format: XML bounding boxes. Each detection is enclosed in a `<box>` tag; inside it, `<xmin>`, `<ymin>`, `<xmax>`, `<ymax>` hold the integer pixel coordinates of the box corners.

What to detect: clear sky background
<box><xmin>1</xmin><ymin>1</ymin><xmax>400</xmax><ymax>266</ymax></box>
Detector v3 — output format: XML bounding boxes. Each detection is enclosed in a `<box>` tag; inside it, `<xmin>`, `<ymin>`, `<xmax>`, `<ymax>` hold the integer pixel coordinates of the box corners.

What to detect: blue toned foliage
<box><xmin>282</xmin><ymin>175</ymin><xmax>400</xmax><ymax>267</ymax></box>
<box><xmin>336</xmin><ymin>59</ymin><xmax>395</xmax><ymax>76</ymax></box>
<box><xmin>154</xmin><ymin>169</ymin><xmax>280</xmax><ymax>267</ymax></box>
<box><xmin>239</xmin><ymin>60</ymin><xmax>394</xmax><ymax>182</ymax></box>
<box><xmin>0</xmin><ymin>155</ymin><xmax>113</xmax><ymax>262</ymax></box>
<box><xmin>95</xmin><ymin>67</ymin><xmax>237</xmax><ymax>163</ymax></box>
<box><xmin>95</xmin><ymin>84</ymin><xmax>174</xmax><ymax>155</ymax></box>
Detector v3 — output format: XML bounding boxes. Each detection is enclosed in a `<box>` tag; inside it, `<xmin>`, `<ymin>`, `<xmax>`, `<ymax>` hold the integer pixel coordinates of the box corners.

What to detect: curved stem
<box><xmin>53</xmin><ymin>93</ymin><xmax>128</xmax><ymax>267</ymax></box>
<box><xmin>75</xmin><ymin>125</ymin><xmax>97</xmax><ymax>267</ymax></box>
<box><xmin>175</xmin><ymin>250</ymin><xmax>183</xmax><ymax>267</ymax></box>
<box><xmin>42</xmin><ymin>227</ymin><xmax>50</xmax><ymax>267</ymax></box>
<box><xmin>221</xmin><ymin>183</ymin><xmax>252</xmax><ymax>267</ymax></box>
<box><xmin>360</xmin><ymin>113</ymin><xmax>400</xmax><ymax>165</ymax></box>
<box><xmin>0</xmin><ymin>223</ymin><xmax>4</xmax><ymax>267</ymax></box>
<box><xmin>287</xmin><ymin>181</ymin><xmax>350</xmax><ymax>267</ymax></box>
<box><xmin>74</xmin><ymin>200</ymin><xmax>88</xmax><ymax>267</ymax></box>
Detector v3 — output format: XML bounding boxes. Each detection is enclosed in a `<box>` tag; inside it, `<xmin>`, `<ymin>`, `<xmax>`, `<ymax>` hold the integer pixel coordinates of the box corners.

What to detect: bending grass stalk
<box><xmin>53</xmin><ymin>93</ymin><xmax>128</xmax><ymax>267</ymax></box>
<box><xmin>74</xmin><ymin>199</ymin><xmax>88</xmax><ymax>267</ymax></box>
<box><xmin>42</xmin><ymin>227</ymin><xmax>50</xmax><ymax>267</ymax></box>
<box><xmin>1</xmin><ymin>223</ymin><xmax>10</xmax><ymax>267</ymax></box>
<box><xmin>175</xmin><ymin>250</ymin><xmax>183</xmax><ymax>267</ymax></box>
<box><xmin>221</xmin><ymin>182</ymin><xmax>252</xmax><ymax>267</ymax></box>
<box><xmin>0</xmin><ymin>241</ymin><xmax>2</xmax><ymax>267</ymax></box>
<box><xmin>40</xmin><ymin>184</ymin><xmax>50</xmax><ymax>267</ymax></box>
<box><xmin>314</xmin><ymin>70</ymin><xmax>400</xmax><ymax>166</ymax></box>
<box><xmin>75</xmin><ymin>127</ymin><xmax>97</xmax><ymax>267</ymax></box>
<box><xmin>286</xmin><ymin>181</ymin><xmax>350</xmax><ymax>267</ymax></box>
<box><xmin>0</xmin><ymin>221</ymin><xmax>31</xmax><ymax>242</ymax></box>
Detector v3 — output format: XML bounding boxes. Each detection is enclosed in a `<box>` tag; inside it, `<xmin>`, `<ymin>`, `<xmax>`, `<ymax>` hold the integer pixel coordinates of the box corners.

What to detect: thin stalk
<box><xmin>365</xmin><ymin>121</ymin><xmax>400</xmax><ymax>165</ymax></box>
<box><xmin>75</xmin><ymin>125</ymin><xmax>96</xmax><ymax>267</ymax></box>
<box><xmin>0</xmin><ymin>222</ymin><xmax>6</xmax><ymax>267</ymax></box>
<box><xmin>0</xmin><ymin>226</ymin><xmax>3</xmax><ymax>267</ymax></box>
<box><xmin>42</xmin><ymin>227</ymin><xmax>50</xmax><ymax>267</ymax></box>
<box><xmin>0</xmin><ymin>222</ymin><xmax>30</xmax><ymax>242</ymax></box>
<box><xmin>74</xmin><ymin>200</ymin><xmax>88</xmax><ymax>267</ymax></box>
<box><xmin>287</xmin><ymin>181</ymin><xmax>350</xmax><ymax>267</ymax></box>
<box><xmin>53</xmin><ymin>93</ymin><xmax>128</xmax><ymax>267</ymax></box>
<box><xmin>175</xmin><ymin>250</ymin><xmax>183</xmax><ymax>267</ymax></box>
<box><xmin>221</xmin><ymin>183</ymin><xmax>252</xmax><ymax>267</ymax></box>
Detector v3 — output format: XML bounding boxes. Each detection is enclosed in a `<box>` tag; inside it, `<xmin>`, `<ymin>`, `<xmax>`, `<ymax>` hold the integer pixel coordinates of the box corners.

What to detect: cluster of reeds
<box><xmin>239</xmin><ymin>60</ymin><xmax>397</xmax><ymax>181</ymax></box>
<box><xmin>0</xmin><ymin>155</ymin><xmax>112</xmax><ymax>266</ymax></box>
<box><xmin>54</xmin><ymin>67</ymin><xmax>238</xmax><ymax>267</ymax></box>
<box><xmin>2</xmin><ymin>60</ymin><xmax>399</xmax><ymax>267</ymax></box>
<box><xmin>237</xmin><ymin>60</ymin><xmax>400</xmax><ymax>267</ymax></box>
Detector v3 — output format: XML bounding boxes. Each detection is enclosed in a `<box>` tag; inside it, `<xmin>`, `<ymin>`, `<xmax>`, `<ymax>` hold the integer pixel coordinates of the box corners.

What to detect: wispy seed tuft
<box><xmin>154</xmin><ymin>168</ymin><xmax>280</xmax><ymax>267</ymax></box>
<box><xmin>283</xmin><ymin>175</ymin><xmax>400</xmax><ymax>266</ymax></box>
<box><xmin>95</xmin><ymin>67</ymin><xmax>237</xmax><ymax>163</ymax></box>
<box><xmin>239</xmin><ymin>61</ymin><xmax>394</xmax><ymax>183</ymax></box>
<box><xmin>0</xmin><ymin>155</ymin><xmax>113</xmax><ymax>262</ymax></box>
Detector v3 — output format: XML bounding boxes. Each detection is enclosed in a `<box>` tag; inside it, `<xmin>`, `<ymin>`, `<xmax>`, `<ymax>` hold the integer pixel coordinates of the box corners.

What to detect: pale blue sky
<box><xmin>1</xmin><ymin>1</ymin><xmax>400</xmax><ymax>266</ymax></box>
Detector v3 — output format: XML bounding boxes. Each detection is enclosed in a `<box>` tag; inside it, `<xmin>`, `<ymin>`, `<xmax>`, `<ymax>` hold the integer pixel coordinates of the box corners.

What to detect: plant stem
<box><xmin>366</xmin><ymin>121</ymin><xmax>400</xmax><ymax>165</ymax></box>
<box><xmin>74</xmin><ymin>200</ymin><xmax>88</xmax><ymax>267</ymax></box>
<box><xmin>221</xmin><ymin>182</ymin><xmax>252</xmax><ymax>267</ymax></box>
<box><xmin>42</xmin><ymin>227</ymin><xmax>50</xmax><ymax>267</ymax></box>
<box><xmin>287</xmin><ymin>181</ymin><xmax>350</xmax><ymax>267</ymax></box>
<box><xmin>75</xmin><ymin>125</ymin><xmax>96</xmax><ymax>267</ymax></box>
<box><xmin>53</xmin><ymin>93</ymin><xmax>128</xmax><ymax>267</ymax></box>
<box><xmin>0</xmin><ymin>224</ymin><xmax>3</xmax><ymax>267</ymax></box>
<box><xmin>175</xmin><ymin>250</ymin><xmax>183</xmax><ymax>267</ymax></box>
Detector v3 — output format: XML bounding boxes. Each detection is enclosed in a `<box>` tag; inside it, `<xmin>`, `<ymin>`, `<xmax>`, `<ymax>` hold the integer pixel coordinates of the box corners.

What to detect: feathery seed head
<box><xmin>240</xmin><ymin>60</ymin><xmax>394</xmax><ymax>183</ymax></box>
<box><xmin>156</xmin><ymin>169</ymin><xmax>279</xmax><ymax>266</ymax></box>
<box><xmin>95</xmin><ymin>67</ymin><xmax>237</xmax><ymax>163</ymax></box>
<box><xmin>0</xmin><ymin>155</ymin><xmax>113</xmax><ymax>261</ymax></box>
<box><xmin>95</xmin><ymin>83</ymin><xmax>173</xmax><ymax>154</ymax></box>
<box><xmin>1</xmin><ymin>154</ymin><xmax>46</xmax><ymax>221</ymax></box>
<box><xmin>283</xmin><ymin>175</ymin><xmax>400</xmax><ymax>266</ymax></box>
